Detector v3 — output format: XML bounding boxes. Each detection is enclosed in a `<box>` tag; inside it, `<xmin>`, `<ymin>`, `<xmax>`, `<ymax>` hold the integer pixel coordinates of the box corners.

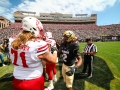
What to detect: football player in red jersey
<box><xmin>44</xmin><ymin>32</ymin><xmax>58</xmax><ymax>90</ymax></box>
<box><xmin>9</xmin><ymin>16</ymin><xmax>57</xmax><ymax>90</ymax></box>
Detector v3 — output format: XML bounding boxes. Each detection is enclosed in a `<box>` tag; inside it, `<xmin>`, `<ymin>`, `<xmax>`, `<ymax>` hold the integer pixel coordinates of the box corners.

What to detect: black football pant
<box><xmin>82</xmin><ymin>55</ymin><xmax>94</xmax><ymax>76</ymax></box>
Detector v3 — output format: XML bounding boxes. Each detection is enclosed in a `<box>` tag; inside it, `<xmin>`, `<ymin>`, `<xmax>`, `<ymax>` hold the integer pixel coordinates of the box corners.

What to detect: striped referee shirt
<box><xmin>84</xmin><ymin>43</ymin><xmax>97</xmax><ymax>54</ymax></box>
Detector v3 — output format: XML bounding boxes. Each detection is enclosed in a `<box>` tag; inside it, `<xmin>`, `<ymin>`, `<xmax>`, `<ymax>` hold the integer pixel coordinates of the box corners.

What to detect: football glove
<box><xmin>66</xmin><ymin>65</ymin><xmax>78</xmax><ymax>76</ymax></box>
<box><xmin>51</xmin><ymin>46</ymin><xmax>58</xmax><ymax>54</ymax></box>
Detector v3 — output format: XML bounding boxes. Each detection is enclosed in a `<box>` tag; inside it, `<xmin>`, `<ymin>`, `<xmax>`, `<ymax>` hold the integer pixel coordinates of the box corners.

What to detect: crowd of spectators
<box><xmin>43</xmin><ymin>23</ymin><xmax>120</xmax><ymax>41</ymax></box>
<box><xmin>0</xmin><ymin>23</ymin><xmax>22</xmax><ymax>43</ymax></box>
<box><xmin>0</xmin><ymin>23</ymin><xmax>120</xmax><ymax>43</ymax></box>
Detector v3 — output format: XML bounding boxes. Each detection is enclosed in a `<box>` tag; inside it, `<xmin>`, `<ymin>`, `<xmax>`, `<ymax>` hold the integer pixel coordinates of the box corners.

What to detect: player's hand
<box><xmin>66</xmin><ymin>65</ymin><xmax>78</xmax><ymax>76</ymax></box>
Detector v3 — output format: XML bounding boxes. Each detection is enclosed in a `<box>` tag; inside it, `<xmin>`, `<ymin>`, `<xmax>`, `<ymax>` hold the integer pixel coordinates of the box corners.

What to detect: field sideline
<box><xmin>0</xmin><ymin>41</ymin><xmax>120</xmax><ymax>90</ymax></box>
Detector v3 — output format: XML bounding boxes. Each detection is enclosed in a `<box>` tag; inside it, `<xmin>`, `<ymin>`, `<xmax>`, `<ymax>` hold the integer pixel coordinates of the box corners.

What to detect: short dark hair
<box><xmin>85</xmin><ymin>38</ymin><xmax>92</xmax><ymax>42</ymax></box>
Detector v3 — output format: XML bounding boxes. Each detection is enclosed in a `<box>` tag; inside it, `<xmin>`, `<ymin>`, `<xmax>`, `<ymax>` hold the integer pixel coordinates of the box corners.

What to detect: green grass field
<box><xmin>0</xmin><ymin>41</ymin><xmax>120</xmax><ymax>90</ymax></box>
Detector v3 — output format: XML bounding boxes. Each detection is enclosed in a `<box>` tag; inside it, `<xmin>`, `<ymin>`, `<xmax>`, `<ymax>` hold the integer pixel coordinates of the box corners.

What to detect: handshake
<box><xmin>66</xmin><ymin>65</ymin><xmax>78</xmax><ymax>76</ymax></box>
<box><xmin>51</xmin><ymin>46</ymin><xmax>58</xmax><ymax>54</ymax></box>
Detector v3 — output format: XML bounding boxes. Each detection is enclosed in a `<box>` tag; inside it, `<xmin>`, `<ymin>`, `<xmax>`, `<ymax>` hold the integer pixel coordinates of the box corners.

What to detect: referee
<box><xmin>80</xmin><ymin>38</ymin><xmax>97</xmax><ymax>78</ymax></box>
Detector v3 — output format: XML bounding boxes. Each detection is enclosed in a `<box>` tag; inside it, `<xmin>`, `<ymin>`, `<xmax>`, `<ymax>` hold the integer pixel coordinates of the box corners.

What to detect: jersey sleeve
<box><xmin>36</xmin><ymin>41</ymin><xmax>49</xmax><ymax>55</ymax></box>
<box><xmin>45</xmin><ymin>39</ymin><xmax>52</xmax><ymax>45</ymax></box>
<box><xmin>45</xmin><ymin>39</ymin><xmax>56</xmax><ymax>47</ymax></box>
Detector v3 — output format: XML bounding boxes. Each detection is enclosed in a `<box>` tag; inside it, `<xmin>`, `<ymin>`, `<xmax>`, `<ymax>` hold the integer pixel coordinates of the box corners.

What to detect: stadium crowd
<box><xmin>0</xmin><ymin>23</ymin><xmax>120</xmax><ymax>43</ymax></box>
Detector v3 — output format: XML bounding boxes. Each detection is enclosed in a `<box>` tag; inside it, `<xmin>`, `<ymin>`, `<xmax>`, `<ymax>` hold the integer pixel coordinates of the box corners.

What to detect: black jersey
<box><xmin>60</xmin><ymin>42</ymin><xmax>80</xmax><ymax>66</ymax></box>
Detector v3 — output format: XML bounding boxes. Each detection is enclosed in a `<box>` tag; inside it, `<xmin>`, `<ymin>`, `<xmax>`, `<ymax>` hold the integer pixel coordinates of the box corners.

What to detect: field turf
<box><xmin>0</xmin><ymin>41</ymin><xmax>120</xmax><ymax>90</ymax></box>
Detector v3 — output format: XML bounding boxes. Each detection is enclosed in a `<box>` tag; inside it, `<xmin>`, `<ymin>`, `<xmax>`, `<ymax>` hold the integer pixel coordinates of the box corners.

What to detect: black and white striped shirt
<box><xmin>84</xmin><ymin>43</ymin><xmax>97</xmax><ymax>53</ymax></box>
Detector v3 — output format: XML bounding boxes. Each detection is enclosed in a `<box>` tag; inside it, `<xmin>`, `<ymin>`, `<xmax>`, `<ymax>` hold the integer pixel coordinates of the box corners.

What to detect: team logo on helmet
<box><xmin>63</xmin><ymin>30</ymin><xmax>75</xmax><ymax>42</ymax></box>
<box><xmin>22</xmin><ymin>16</ymin><xmax>43</xmax><ymax>37</ymax></box>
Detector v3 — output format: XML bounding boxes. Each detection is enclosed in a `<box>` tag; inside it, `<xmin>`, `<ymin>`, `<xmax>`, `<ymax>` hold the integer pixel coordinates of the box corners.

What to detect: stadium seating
<box><xmin>0</xmin><ymin>23</ymin><xmax>120</xmax><ymax>43</ymax></box>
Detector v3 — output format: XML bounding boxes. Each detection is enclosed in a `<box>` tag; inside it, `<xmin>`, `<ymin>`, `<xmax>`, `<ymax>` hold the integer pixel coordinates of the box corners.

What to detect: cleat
<box><xmin>53</xmin><ymin>77</ymin><xmax>57</xmax><ymax>82</ymax></box>
<box><xmin>2</xmin><ymin>64</ymin><xmax>6</xmax><ymax>66</ymax></box>
<box><xmin>87</xmin><ymin>75</ymin><xmax>92</xmax><ymax>78</ymax></box>
<box><xmin>47</xmin><ymin>84</ymin><xmax>54</xmax><ymax>90</ymax></box>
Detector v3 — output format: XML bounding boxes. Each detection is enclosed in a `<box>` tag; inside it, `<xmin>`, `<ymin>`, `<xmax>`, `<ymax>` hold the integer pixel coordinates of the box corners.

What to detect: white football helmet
<box><xmin>44</xmin><ymin>32</ymin><xmax>53</xmax><ymax>39</ymax></box>
<box><xmin>22</xmin><ymin>16</ymin><xmax>43</xmax><ymax>37</ymax></box>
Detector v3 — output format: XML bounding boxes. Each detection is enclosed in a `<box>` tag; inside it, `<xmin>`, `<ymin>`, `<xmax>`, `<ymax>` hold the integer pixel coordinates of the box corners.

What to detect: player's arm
<box><xmin>57</xmin><ymin>42</ymin><xmax>63</xmax><ymax>57</ymax></box>
<box><xmin>74</xmin><ymin>43</ymin><xmax>82</xmax><ymax>67</ymax></box>
<box><xmin>66</xmin><ymin>55</ymin><xmax>82</xmax><ymax>76</ymax></box>
<box><xmin>76</xmin><ymin>55</ymin><xmax>82</xmax><ymax>67</ymax></box>
<box><xmin>37</xmin><ymin>41</ymin><xmax>57</xmax><ymax>63</ymax></box>
<box><xmin>38</xmin><ymin>50</ymin><xmax>57</xmax><ymax>63</ymax></box>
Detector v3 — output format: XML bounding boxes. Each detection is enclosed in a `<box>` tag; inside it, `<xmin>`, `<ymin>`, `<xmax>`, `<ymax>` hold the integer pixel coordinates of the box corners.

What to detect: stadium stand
<box><xmin>0</xmin><ymin>23</ymin><xmax>120</xmax><ymax>43</ymax></box>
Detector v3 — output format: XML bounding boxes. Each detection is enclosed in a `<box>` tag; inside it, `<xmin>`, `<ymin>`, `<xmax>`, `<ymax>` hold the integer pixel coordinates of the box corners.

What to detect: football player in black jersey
<box><xmin>57</xmin><ymin>30</ymin><xmax>82</xmax><ymax>90</ymax></box>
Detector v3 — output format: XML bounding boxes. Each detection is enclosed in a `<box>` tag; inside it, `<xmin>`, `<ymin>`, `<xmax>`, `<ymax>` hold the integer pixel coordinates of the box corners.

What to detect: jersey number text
<box><xmin>11</xmin><ymin>48</ymin><xmax>28</xmax><ymax>68</ymax></box>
